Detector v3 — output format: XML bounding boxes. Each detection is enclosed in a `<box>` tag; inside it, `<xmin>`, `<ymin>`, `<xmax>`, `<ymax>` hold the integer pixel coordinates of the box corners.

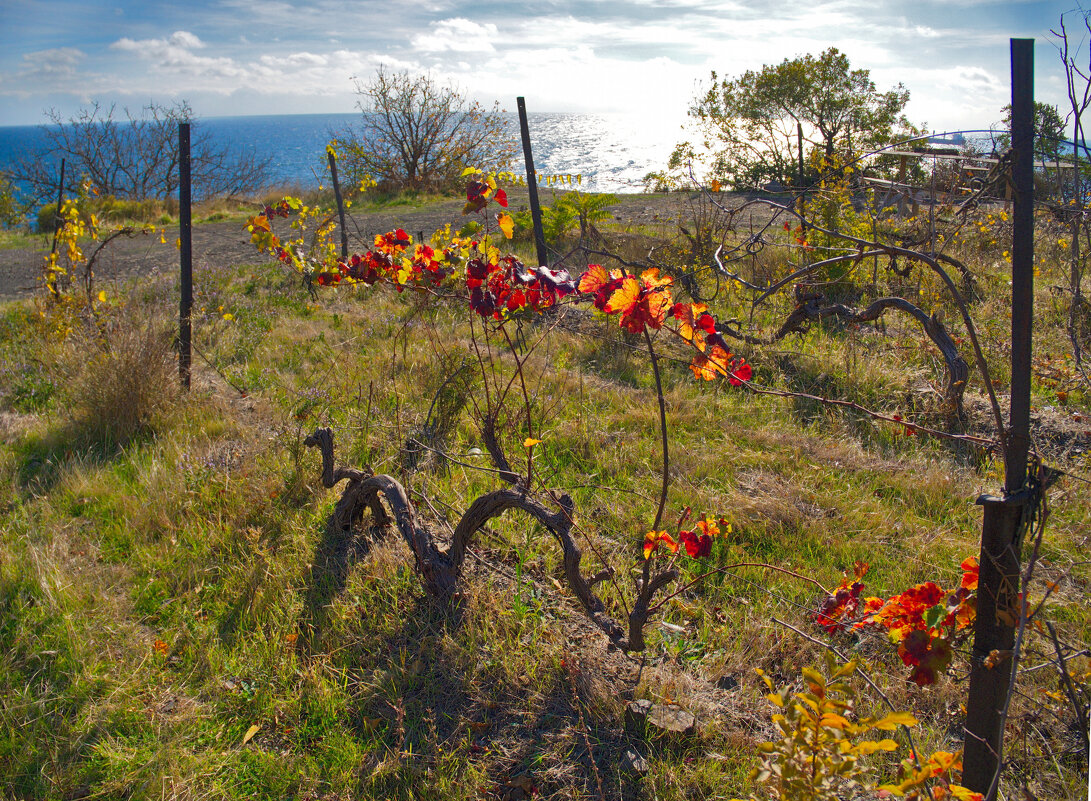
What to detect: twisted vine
<box><xmin>305</xmin><ymin>426</ymin><xmax>675</xmax><ymax>651</ymax></box>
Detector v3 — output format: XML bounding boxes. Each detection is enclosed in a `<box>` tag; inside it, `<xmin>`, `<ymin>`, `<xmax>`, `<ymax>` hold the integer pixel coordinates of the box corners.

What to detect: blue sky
<box><xmin>0</xmin><ymin>0</ymin><xmax>1077</xmax><ymax>135</ymax></box>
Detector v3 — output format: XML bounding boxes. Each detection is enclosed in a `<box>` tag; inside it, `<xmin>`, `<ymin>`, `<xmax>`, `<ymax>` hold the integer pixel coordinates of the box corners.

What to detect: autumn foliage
<box><xmin>816</xmin><ymin>558</ymin><xmax>979</xmax><ymax>685</ymax></box>
<box><xmin>246</xmin><ymin>171</ymin><xmax>753</xmax><ymax>385</ymax></box>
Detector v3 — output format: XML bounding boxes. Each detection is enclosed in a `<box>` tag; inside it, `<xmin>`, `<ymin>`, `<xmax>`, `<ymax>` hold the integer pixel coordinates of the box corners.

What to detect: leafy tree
<box><xmin>0</xmin><ymin>173</ymin><xmax>23</xmax><ymax>228</ymax></box>
<box><xmin>994</xmin><ymin>101</ymin><xmax>1067</xmax><ymax>159</ymax></box>
<box><xmin>8</xmin><ymin>101</ymin><xmax>271</xmax><ymax>204</ymax></box>
<box><xmin>672</xmin><ymin>48</ymin><xmax>917</xmax><ymax>188</ymax></box>
<box><xmin>332</xmin><ymin>67</ymin><xmax>516</xmax><ymax>193</ymax></box>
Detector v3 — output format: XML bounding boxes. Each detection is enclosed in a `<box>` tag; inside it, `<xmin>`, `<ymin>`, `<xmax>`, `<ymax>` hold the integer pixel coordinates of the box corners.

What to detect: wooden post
<box><xmin>327</xmin><ymin>149</ymin><xmax>349</xmax><ymax>261</ymax></box>
<box><xmin>962</xmin><ymin>38</ymin><xmax>1035</xmax><ymax>800</ymax></box>
<box><xmin>179</xmin><ymin>123</ymin><xmax>193</xmax><ymax>391</ymax></box>
<box><xmin>517</xmin><ymin>97</ymin><xmax>548</xmax><ymax>267</ymax></box>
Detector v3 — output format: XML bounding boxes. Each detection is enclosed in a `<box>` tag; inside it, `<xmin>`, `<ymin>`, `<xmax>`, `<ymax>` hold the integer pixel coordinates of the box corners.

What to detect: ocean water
<box><xmin>0</xmin><ymin>111</ymin><xmax>685</xmax><ymax>201</ymax></box>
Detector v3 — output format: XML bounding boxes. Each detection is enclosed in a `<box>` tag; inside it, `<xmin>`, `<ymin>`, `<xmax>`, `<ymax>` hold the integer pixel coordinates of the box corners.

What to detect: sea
<box><xmin>0</xmin><ymin>111</ymin><xmax>687</xmax><ymax>201</ymax></box>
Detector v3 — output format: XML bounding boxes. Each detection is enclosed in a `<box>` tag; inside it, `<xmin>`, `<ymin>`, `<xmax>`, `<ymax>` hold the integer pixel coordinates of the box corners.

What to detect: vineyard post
<box><xmin>327</xmin><ymin>149</ymin><xmax>348</xmax><ymax>261</ymax></box>
<box><xmin>962</xmin><ymin>38</ymin><xmax>1035</xmax><ymax>800</ymax></box>
<box><xmin>516</xmin><ymin>97</ymin><xmax>548</xmax><ymax>267</ymax></box>
<box><xmin>178</xmin><ymin>122</ymin><xmax>193</xmax><ymax>391</ymax></box>
<box><xmin>48</xmin><ymin>158</ymin><xmax>65</xmax><ymax>257</ymax></box>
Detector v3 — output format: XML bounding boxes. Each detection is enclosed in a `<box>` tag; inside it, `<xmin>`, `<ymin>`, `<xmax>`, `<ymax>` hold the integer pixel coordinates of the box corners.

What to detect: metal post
<box><xmin>1006</xmin><ymin>39</ymin><xmax>1035</xmax><ymax>493</ymax></box>
<box><xmin>327</xmin><ymin>149</ymin><xmax>348</xmax><ymax>261</ymax></box>
<box><xmin>517</xmin><ymin>97</ymin><xmax>548</xmax><ymax>267</ymax></box>
<box><xmin>179</xmin><ymin>123</ymin><xmax>193</xmax><ymax>391</ymax></box>
<box><xmin>962</xmin><ymin>38</ymin><xmax>1035</xmax><ymax>800</ymax></box>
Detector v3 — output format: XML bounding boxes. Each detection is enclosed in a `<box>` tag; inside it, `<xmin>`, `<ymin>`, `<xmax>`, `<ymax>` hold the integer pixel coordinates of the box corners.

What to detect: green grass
<box><xmin>0</xmin><ymin>228</ymin><xmax>49</xmax><ymax>250</ymax></box>
<box><xmin>0</xmin><ymin>199</ymin><xmax>1087</xmax><ymax>800</ymax></box>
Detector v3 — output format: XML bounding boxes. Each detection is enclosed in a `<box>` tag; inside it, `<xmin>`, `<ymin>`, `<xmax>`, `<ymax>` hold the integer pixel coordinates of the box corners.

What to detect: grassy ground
<box><xmin>0</xmin><ymin>196</ymin><xmax>1088</xmax><ymax>800</ymax></box>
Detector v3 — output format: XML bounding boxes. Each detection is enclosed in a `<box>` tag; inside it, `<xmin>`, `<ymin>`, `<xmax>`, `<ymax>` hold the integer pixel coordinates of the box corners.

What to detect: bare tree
<box><xmin>332</xmin><ymin>67</ymin><xmax>516</xmax><ymax>192</ymax></box>
<box><xmin>1052</xmin><ymin>12</ymin><xmax>1091</xmax><ymax>381</ymax></box>
<box><xmin>9</xmin><ymin>101</ymin><xmax>271</xmax><ymax>204</ymax></box>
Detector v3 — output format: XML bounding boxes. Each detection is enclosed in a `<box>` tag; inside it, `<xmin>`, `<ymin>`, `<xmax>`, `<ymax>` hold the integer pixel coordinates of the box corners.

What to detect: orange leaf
<box><xmin>640</xmin><ymin>267</ymin><xmax>672</xmax><ymax>289</ymax></box>
<box><xmin>689</xmin><ymin>344</ymin><xmax>732</xmax><ymax>381</ymax></box>
<box><xmin>604</xmin><ymin>276</ymin><xmax>640</xmax><ymax>316</ymax></box>
<box><xmin>578</xmin><ymin>263</ymin><xmax>610</xmax><ymax>295</ymax></box>
<box><xmin>960</xmin><ymin>556</ymin><xmax>979</xmax><ymax>591</ymax></box>
<box><xmin>643</xmin><ymin>530</ymin><xmax>679</xmax><ymax>559</ymax></box>
<box><xmin>673</xmin><ymin>302</ymin><xmax>709</xmax><ymax>350</ymax></box>
<box><xmin>641</xmin><ymin>286</ymin><xmax>673</xmax><ymax>330</ymax></box>
<box><xmin>497</xmin><ymin>212</ymin><xmax>514</xmax><ymax>239</ymax></box>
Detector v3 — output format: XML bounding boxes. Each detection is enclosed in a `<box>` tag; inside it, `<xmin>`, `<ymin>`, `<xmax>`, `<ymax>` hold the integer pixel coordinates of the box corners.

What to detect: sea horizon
<box><xmin>0</xmin><ymin>110</ymin><xmax>688</xmax><ymax>199</ymax></box>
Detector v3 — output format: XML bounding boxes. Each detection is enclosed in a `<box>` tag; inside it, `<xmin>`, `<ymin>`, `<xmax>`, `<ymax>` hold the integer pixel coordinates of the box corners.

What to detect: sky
<box><xmin>0</xmin><ymin>0</ymin><xmax>1079</xmax><ymax>136</ymax></box>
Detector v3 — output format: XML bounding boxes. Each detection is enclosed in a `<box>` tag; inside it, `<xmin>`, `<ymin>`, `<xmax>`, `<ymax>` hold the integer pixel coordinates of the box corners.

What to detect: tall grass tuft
<box><xmin>64</xmin><ymin>307</ymin><xmax>178</xmax><ymax>447</ymax></box>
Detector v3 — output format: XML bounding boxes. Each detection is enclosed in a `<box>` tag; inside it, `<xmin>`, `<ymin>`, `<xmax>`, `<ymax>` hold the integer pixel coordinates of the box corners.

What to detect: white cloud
<box><xmin>169</xmin><ymin>31</ymin><xmax>204</xmax><ymax>49</ymax></box>
<box><xmin>411</xmin><ymin>18</ymin><xmax>498</xmax><ymax>53</ymax></box>
<box><xmin>22</xmin><ymin>47</ymin><xmax>86</xmax><ymax>70</ymax></box>
<box><xmin>0</xmin><ymin>48</ymin><xmax>89</xmax><ymax>99</ymax></box>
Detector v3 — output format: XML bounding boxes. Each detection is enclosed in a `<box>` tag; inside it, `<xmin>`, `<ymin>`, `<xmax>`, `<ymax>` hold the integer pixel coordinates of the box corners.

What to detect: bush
<box><xmin>540</xmin><ymin>191</ymin><xmax>617</xmax><ymax>244</ymax></box>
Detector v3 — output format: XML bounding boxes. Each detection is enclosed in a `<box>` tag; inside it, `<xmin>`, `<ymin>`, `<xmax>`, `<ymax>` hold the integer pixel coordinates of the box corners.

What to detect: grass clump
<box><xmin>60</xmin><ymin>307</ymin><xmax>179</xmax><ymax>449</ymax></box>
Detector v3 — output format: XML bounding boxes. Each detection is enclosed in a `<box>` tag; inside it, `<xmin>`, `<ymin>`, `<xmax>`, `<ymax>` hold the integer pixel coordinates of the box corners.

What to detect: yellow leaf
<box><xmin>872</xmin><ymin>711</ymin><xmax>917</xmax><ymax>730</ymax></box>
<box><xmin>853</xmin><ymin>738</ymin><xmax>898</xmax><ymax>755</ymax></box>
<box><xmin>820</xmin><ymin>713</ymin><xmax>850</xmax><ymax>730</ymax></box>
<box><xmin>97</xmin><ymin>290</ymin><xmax>107</xmax><ymax>303</ymax></box>
<box><xmin>461</xmin><ymin>167</ymin><xmax>479</xmax><ymax>177</ymax></box>
<box><xmin>175</xmin><ymin>238</ymin><xmax>181</xmax><ymax>250</ymax></box>
<box><xmin>523</xmin><ymin>438</ymin><xmax>541</xmax><ymax>448</ymax></box>
<box><xmin>949</xmin><ymin>785</ymin><xmax>985</xmax><ymax>800</ymax></box>
<box><xmin>241</xmin><ymin>724</ymin><xmax>260</xmax><ymax>746</ymax></box>
<box><xmin>497</xmin><ymin>212</ymin><xmax>514</xmax><ymax>239</ymax></box>
<box><xmin>832</xmin><ymin>659</ymin><xmax>858</xmax><ymax>679</ymax></box>
<box><xmin>222</xmin><ymin>313</ymin><xmax>234</xmax><ymax>321</ymax></box>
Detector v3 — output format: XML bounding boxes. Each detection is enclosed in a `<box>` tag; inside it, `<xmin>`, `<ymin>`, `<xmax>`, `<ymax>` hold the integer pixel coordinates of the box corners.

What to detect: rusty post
<box><xmin>962</xmin><ymin>38</ymin><xmax>1035</xmax><ymax>800</ymax></box>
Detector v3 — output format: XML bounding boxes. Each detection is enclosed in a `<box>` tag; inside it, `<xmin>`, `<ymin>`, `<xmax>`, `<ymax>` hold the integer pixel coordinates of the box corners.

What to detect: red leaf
<box><xmin>679</xmin><ymin>530</ymin><xmax>713</xmax><ymax>558</ymax></box>
<box><xmin>728</xmin><ymin>360</ymin><xmax>752</xmax><ymax>385</ymax></box>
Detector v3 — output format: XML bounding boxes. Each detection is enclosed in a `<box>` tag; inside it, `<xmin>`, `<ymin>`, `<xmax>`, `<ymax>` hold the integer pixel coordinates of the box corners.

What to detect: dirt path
<box><xmin>0</xmin><ymin>192</ymin><xmax>752</xmax><ymax>300</ymax></box>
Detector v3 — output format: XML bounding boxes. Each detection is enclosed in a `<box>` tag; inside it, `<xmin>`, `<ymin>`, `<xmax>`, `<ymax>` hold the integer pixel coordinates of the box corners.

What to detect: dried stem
<box><xmin>643</xmin><ymin>327</ymin><xmax>669</xmax><ymax>532</ymax></box>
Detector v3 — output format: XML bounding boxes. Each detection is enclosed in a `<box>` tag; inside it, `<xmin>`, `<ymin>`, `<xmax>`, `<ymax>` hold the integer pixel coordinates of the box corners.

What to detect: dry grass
<box><xmin>63</xmin><ymin>306</ymin><xmax>179</xmax><ymax>447</ymax></box>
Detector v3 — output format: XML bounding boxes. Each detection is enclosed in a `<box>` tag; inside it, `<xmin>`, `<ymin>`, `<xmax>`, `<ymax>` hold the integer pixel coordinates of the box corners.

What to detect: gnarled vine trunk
<box><xmin>305</xmin><ymin>427</ymin><xmax>674</xmax><ymax>651</ymax></box>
